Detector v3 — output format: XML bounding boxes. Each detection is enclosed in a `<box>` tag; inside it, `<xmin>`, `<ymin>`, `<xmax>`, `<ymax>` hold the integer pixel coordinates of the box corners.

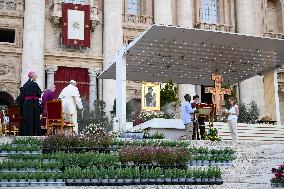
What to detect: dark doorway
<box><xmin>0</xmin><ymin>91</ymin><xmax>15</xmax><ymax>106</ymax></box>
<box><xmin>201</xmin><ymin>86</ymin><xmax>212</xmax><ymax>104</ymax></box>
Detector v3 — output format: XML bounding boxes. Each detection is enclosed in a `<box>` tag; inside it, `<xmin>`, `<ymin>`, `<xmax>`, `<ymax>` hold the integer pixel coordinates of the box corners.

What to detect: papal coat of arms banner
<box><xmin>62</xmin><ymin>3</ymin><xmax>90</xmax><ymax>47</ymax></box>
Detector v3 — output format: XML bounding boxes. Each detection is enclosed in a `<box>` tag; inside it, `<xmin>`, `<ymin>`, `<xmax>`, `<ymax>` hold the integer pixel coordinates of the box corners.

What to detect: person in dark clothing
<box><xmin>22</xmin><ymin>71</ymin><xmax>42</xmax><ymax>136</ymax></box>
<box><xmin>191</xmin><ymin>95</ymin><xmax>206</xmax><ymax>140</ymax></box>
<box><xmin>15</xmin><ymin>87</ymin><xmax>24</xmax><ymax>135</ymax></box>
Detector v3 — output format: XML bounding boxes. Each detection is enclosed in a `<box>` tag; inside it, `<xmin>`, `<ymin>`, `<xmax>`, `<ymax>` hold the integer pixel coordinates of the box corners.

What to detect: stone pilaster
<box><xmin>176</xmin><ymin>0</ymin><xmax>196</xmax><ymax>101</ymax></box>
<box><xmin>176</xmin><ymin>0</ymin><xmax>194</xmax><ymax>27</ymax></box>
<box><xmin>236</xmin><ymin>0</ymin><xmax>265</xmax><ymax>114</ymax></box>
<box><xmin>21</xmin><ymin>0</ymin><xmax>45</xmax><ymax>89</ymax></box>
<box><xmin>103</xmin><ymin>0</ymin><xmax>123</xmax><ymax>116</ymax></box>
<box><xmin>45</xmin><ymin>65</ymin><xmax>58</xmax><ymax>89</ymax></box>
<box><xmin>88</xmin><ymin>68</ymin><xmax>99</xmax><ymax>111</ymax></box>
<box><xmin>154</xmin><ymin>0</ymin><xmax>172</xmax><ymax>25</ymax></box>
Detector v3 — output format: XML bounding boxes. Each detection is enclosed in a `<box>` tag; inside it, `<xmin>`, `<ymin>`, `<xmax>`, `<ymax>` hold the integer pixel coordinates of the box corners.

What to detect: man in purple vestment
<box><xmin>41</xmin><ymin>85</ymin><xmax>56</xmax><ymax>127</ymax></box>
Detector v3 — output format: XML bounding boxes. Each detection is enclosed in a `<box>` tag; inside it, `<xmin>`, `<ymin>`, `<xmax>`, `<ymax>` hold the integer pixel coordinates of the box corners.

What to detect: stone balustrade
<box><xmin>122</xmin><ymin>13</ymin><xmax>153</xmax><ymax>28</ymax></box>
<box><xmin>195</xmin><ymin>22</ymin><xmax>235</xmax><ymax>33</ymax></box>
<box><xmin>50</xmin><ymin>0</ymin><xmax>100</xmax><ymax>28</ymax></box>
<box><xmin>263</xmin><ymin>32</ymin><xmax>284</xmax><ymax>39</ymax></box>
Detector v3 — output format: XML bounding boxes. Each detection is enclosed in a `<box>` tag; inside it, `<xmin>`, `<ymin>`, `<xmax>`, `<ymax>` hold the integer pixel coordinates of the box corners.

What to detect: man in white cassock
<box><xmin>59</xmin><ymin>80</ymin><xmax>83</xmax><ymax>133</ymax></box>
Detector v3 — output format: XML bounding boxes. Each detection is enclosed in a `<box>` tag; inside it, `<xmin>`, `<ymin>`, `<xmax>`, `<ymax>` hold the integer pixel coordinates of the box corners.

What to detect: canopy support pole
<box><xmin>116</xmin><ymin>47</ymin><xmax>127</xmax><ymax>131</ymax></box>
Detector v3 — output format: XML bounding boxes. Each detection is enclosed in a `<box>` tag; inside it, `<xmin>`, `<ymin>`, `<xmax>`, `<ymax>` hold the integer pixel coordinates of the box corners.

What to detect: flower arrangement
<box><xmin>119</xmin><ymin>146</ymin><xmax>190</xmax><ymax>168</ymax></box>
<box><xmin>271</xmin><ymin>162</ymin><xmax>284</xmax><ymax>185</ymax></box>
<box><xmin>204</xmin><ymin>128</ymin><xmax>222</xmax><ymax>141</ymax></box>
<box><xmin>138</xmin><ymin>110</ymin><xmax>166</xmax><ymax>122</ymax></box>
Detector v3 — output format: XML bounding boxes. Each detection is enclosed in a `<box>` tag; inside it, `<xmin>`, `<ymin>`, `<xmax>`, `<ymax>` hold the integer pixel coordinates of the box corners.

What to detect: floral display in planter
<box><xmin>119</xmin><ymin>146</ymin><xmax>190</xmax><ymax>168</ymax></box>
<box><xmin>271</xmin><ymin>162</ymin><xmax>284</xmax><ymax>187</ymax></box>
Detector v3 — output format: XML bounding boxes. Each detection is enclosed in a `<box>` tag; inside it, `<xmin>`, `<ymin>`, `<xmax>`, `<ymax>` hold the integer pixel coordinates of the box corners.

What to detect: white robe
<box><xmin>59</xmin><ymin>84</ymin><xmax>83</xmax><ymax>133</ymax></box>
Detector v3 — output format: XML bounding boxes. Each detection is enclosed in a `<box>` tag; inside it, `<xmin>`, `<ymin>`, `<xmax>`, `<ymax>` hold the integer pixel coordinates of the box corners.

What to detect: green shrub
<box><xmin>160</xmin><ymin>80</ymin><xmax>179</xmax><ymax>107</ymax></box>
<box><xmin>238</xmin><ymin>101</ymin><xmax>260</xmax><ymax>124</ymax></box>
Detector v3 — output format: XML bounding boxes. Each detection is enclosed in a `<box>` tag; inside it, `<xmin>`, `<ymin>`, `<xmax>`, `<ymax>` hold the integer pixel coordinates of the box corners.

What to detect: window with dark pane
<box><xmin>0</xmin><ymin>29</ymin><xmax>15</xmax><ymax>43</ymax></box>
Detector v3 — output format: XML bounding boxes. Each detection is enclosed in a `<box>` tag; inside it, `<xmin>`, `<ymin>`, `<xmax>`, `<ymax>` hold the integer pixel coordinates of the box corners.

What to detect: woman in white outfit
<box><xmin>227</xmin><ymin>97</ymin><xmax>239</xmax><ymax>141</ymax></box>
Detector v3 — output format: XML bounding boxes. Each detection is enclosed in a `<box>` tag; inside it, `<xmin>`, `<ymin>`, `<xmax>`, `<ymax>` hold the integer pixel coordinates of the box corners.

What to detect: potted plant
<box><xmin>8</xmin><ymin>173</ymin><xmax>18</xmax><ymax>187</ymax></box>
<box><xmin>54</xmin><ymin>172</ymin><xmax>64</xmax><ymax>184</ymax></box>
<box><xmin>90</xmin><ymin>166</ymin><xmax>100</xmax><ymax>184</ymax></box>
<box><xmin>163</xmin><ymin>169</ymin><xmax>172</xmax><ymax>183</ymax></box>
<box><xmin>154</xmin><ymin>168</ymin><xmax>163</xmax><ymax>183</ymax></box>
<box><xmin>140</xmin><ymin>168</ymin><xmax>149</xmax><ymax>184</ymax></box>
<box><xmin>215</xmin><ymin>168</ymin><xmax>222</xmax><ymax>183</ymax></box>
<box><xmin>207</xmin><ymin>167</ymin><xmax>215</xmax><ymax>183</ymax></box>
<box><xmin>0</xmin><ymin>173</ymin><xmax>9</xmax><ymax>187</ymax></box>
<box><xmin>115</xmin><ymin>168</ymin><xmax>124</xmax><ymax>184</ymax></box>
<box><xmin>186</xmin><ymin>169</ymin><xmax>194</xmax><ymax>183</ymax></box>
<box><xmin>177</xmin><ymin>169</ymin><xmax>186</xmax><ymax>183</ymax></box>
<box><xmin>196</xmin><ymin>156</ymin><xmax>203</xmax><ymax>165</ymax></box>
<box><xmin>132</xmin><ymin>166</ymin><xmax>141</xmax><ymax>184</ymax></box>
<box><xmin>171</xmin><ymin>169</ymin><xmax>179</xmax><ymax>183</ymax></box>
<box><xmin>37</xmin><ymin>172</ymin><xmax>47</xmax><ymax>185</ymax></box>
<box><xmin>29</xmin><ymin>173</ymin><xmax>38</xmax><ymax>187</ymax></box>
<box><xmin>100</xmin><ymin>167</ymin><xmax>109</xmax><ymax>184</ymax></box>
<box><xmin>193</xmin><ymin>169</ymin><xmax>202</xmax><ymax>183</ymax></box>
<box><xmin>215</xmin><ymin>157</ymin><xmax>221</xmax><ymax>165</ymax></box>
<box><xmin>18</xmin><ymin>173</ymin><xmax>28</xmax><ymax>187</ymax></box>
<box><xmin>107</xmin><ymin>167</ymin><xmax>116</xmax><ymax>184</ymax></box>
<box><xmin>30</xmin><ymin>145</ymin><xmax>40</xmax><ymax>154</ymax></box>
<box><xmin>123</xmin><ymin>167</ymin><xmax>133</xmax><ymax>184</ymax></box>
<box><xmin>209</xmin><ymin>156</ymin><xmax>215</xmax><ymax>165</ymax></box>
<box><xmin>202</xmin><ymin>169</ymin><xmax>209</xmax><ymax>183</ymax></box>
<box><xmin>204</xmin><ymin>156</ymin><xmax>210</xmax><ymax>166</ymax></box>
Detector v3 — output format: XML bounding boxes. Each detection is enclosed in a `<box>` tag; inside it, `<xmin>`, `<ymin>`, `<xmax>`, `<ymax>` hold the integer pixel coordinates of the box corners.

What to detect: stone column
<box><xmin>103</xmin><ymin>0</ymin><xmax>123</xmax><ymax>117</ymax></box>
<box><xmin>176</xmin><ymin>0</ymin><xmax>196</xmax><ymax>101</ymax></box>
<box><xmin>176</xmin><ymin>0</ymin><xmax>194</xmax><ymax>27</ymax></box>
<box><xmin>236</xmin><ymin>0</ymin><xmax>265</xmax><ymax>114</ymax></box>
<box><xmin>195</xmin><ymin>0</ymin><xmax>201</xmax><ymax>24</ymax></box>
<box><xmin>45</xmin><ymin>65</ymin><xmax>58</xmax><ymax>89</ymax></box>
<box><xmin>218</xmin><ymin>0</ymin><xmax>225</xmax><ymax>24</ymax></box>
<box><xmin>21</xmin><ymin>0</ymin><xmax>45</xmax><ymax>89</ymax></box>
<box><xmin>230</xmin><ymin>0</ymin><xmax>235</xmax><ymax>26</ymax></box>
<box><xmin>224</xmin><ymin>0</ymin><xmax>229</xmax><ymax>25</ymax></box>
<box><xmin>88</xmin><ymin>68</ymin><xmax>99</xmax><ymax>111</ymax></box>
<box><xmin>154</xmin><ymin>0</ymin><xmax>172</xmax><ymax>25</ymax></box>
<box><xmin>263</xmin><ymin>70</ymin><xmax>281</xmax><ymax>124</ymax></box>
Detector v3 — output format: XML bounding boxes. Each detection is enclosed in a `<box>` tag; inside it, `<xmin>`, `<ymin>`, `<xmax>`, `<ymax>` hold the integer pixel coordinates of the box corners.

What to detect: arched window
<box><xmin>127</xmin><ymin>0</ymin><xmax>141</xmax><ymax>15</ymax></box>
<box><xmin>267</xmin><ymin>0</ymin><xmax>283</xmax><ymax>33</ymax></box>
<box><xmin>200</xmin><ymin>0</ymin><xmax>218</xmax><ymax>24</ymax></box>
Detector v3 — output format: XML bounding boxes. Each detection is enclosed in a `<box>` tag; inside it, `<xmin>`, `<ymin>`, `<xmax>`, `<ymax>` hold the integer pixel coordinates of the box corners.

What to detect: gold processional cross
<box><xmin>205</xmin><ymin>74</ymin><xmax>231</xmax><ymax>115</ymax></box>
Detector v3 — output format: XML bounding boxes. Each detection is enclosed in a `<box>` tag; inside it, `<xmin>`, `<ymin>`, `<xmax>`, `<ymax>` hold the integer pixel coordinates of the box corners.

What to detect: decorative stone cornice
<box><xmin>45</xmin><ymin>64</ymin><xmax>58</xmax><ymax>74</ymax></box>
<box><xmin>88</xmin><ymin>67</ymin><xmax>100</xmax><ymax>77</ymax></box>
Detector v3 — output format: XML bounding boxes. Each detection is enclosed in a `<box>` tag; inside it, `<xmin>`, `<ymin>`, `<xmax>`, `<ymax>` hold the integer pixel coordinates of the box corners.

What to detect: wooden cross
<box><xmin>205</xmin><ymin>74</ymin><xmax>231</xmax><ymax>115</ymax></box>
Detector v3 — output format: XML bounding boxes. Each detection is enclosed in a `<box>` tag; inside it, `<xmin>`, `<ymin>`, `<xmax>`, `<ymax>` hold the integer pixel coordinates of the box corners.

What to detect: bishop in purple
<box><xmin>41</xmin><ymin>85</ymin><xmax>56</xmax><ymax>127</ymax></box>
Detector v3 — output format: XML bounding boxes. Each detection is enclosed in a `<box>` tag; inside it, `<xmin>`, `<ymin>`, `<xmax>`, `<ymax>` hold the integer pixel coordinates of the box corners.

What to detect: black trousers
<box><xmin>193</xmin><ymin>124</ymin><xmax>206</xmax><ymax>140</ymax></box>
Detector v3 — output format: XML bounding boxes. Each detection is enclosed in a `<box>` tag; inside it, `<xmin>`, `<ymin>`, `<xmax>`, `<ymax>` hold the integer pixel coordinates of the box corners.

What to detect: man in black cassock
<box><xmin>15</xmin><ymin>87</ymin><xmax>24</xmax><ymax>135</ymax></box>
<box><xmin>22</xmin><ymin>71</ymin><xmax>42</xmax><ymax>136</ymax></box>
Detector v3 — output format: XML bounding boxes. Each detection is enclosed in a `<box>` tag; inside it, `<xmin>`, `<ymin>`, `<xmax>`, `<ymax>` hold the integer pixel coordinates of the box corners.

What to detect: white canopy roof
<box><xmin>99</xmin><ymin>25</ymin><xmax>284</xmax><ymax>86</ymax></box>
